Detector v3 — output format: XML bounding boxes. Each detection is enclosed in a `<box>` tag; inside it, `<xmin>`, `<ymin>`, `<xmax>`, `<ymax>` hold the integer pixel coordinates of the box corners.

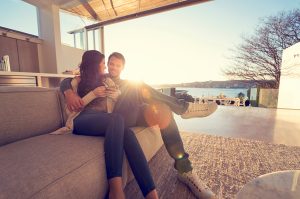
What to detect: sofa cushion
<box><xmin>0</xmin><ymin>126</ymin><xmax>163</xmax><ymax>199</ymax></box>
<box><xmin>133</xmin><ymin>126</ymin><xmax>164</xmax><ymax>160</ymax></box>
<box><xmin>126</xmin><ymin>126</ymin><xmax>164</xmax><ymax>183</ymax></box>
<box><xmin>57</xmin><ymin>89</ymin><xmax>68</xmax><ymax>124</ymax></box>
<box><xmin>0</xmin><ymin>87</ymin><xmax>64</xmax><ymax>146</ymax></box>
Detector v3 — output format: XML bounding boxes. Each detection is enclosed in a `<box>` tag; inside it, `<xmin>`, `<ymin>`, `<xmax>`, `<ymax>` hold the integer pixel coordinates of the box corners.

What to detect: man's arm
<box><xmin>60</xmin><ymin>77</ymin><xmax>73</xmax><ymax>94</ymax></box>
<box><xmin>60</xmin><ymin>77</ymin><xmax>84</xmax><ymax>112</ymax></box>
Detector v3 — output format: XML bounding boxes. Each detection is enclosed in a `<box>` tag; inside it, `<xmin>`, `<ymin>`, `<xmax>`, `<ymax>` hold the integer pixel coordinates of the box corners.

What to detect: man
<box><xmin>60</xmin><ymin>52</ymin><xmax>217</xmax><ymax>199</ymax></box>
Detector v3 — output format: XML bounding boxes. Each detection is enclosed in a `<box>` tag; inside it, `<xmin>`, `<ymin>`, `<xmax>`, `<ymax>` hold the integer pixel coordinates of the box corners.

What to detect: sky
<box><xmin>0</xmin><ymin>0</ymin><xmax>300</xmax><ymax>84</ymax></box>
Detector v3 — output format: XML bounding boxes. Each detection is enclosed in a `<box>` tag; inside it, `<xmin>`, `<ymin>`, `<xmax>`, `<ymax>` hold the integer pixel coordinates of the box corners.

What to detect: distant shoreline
<box><xmin>152</xmin><ymin>79</ymin><xmax>276</xmax><ymax>89</ymax></box>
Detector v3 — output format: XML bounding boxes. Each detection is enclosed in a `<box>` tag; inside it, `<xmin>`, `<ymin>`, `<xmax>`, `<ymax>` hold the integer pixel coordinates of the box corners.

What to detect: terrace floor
<box><xmin>125</xmin><ymin>106</ymin><xmax>300</xmax><ymax>198</ymax></box>
<box><xmin>174</xmin><ymin>106</ymin><xmax>300</xmax><ymax>147</ymax></box>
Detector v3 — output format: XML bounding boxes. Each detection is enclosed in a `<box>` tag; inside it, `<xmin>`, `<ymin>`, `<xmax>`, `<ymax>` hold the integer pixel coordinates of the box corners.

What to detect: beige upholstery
<box><xmin>0</xmin><ymin>86</ymin><xmax>164</xmax><ymax>199</ymax></box>
<box><xmin>128</xmin><ymin>126</ymin><xmax>163</xmax><ymax>182</ymax></box>
<box><xmin>0</xmin><ymin>87</ymin><xmax>63</xmax><ymax>146</ymax></box>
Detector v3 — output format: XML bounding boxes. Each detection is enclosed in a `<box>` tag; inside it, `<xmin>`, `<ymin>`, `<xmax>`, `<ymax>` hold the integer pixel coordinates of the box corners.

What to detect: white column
<box><xmin>37</xmin><ymin>4</ymin><xmax>62</xmax><ymax>73</ymax></box>
<box><xmin>84</xmin><ymin>28</ymin><xmax>88</xmax><ymax>50</ymax></box>
<box><xmin>99</xmin><ymin>26</ymin><xmax>105</xmax><ymax>54</ymax></box>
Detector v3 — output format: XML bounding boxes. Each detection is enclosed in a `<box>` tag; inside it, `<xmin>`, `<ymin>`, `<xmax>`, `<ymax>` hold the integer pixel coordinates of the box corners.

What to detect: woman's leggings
<box><xmin>73</xmin><ymin>110</ymin><xmax>155</xmax><ymax>197</ymax></box>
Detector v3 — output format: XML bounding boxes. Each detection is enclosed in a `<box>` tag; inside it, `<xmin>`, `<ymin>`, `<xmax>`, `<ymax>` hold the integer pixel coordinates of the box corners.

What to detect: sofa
<box><xmin>0</xmin><ymin>86</ymin><xmax>164</xmax><ymax>199</ymax></box>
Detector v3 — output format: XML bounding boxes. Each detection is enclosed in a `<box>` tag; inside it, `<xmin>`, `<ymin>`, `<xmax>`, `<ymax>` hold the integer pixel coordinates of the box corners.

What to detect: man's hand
<box><xmin>64</xmin><ymin>89</ymin><xmax>84</xmax><ymax>112</ymax></box>
<box><xmin>106</xmin><ymin>88</ymin><xmax>121</xmax><ymax>101</ymax></box>
<box><xmin>93</xmin><ymin>86</ymin><xmax>107</xmax><ymax>97</ymax></box>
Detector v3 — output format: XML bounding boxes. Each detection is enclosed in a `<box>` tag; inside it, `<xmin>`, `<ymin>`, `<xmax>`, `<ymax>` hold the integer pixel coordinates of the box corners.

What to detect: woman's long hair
<box><xmin>77</xmin><ymin>50</ymin><xmax>105</xmax><ymax>97</ymax></box>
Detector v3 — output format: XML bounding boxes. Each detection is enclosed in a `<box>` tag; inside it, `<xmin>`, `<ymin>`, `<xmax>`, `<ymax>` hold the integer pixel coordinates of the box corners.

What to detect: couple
<box><xmin>60</xmin><ymin>50</ymin><xmax>217</xmax><ymax>199</ymax></box>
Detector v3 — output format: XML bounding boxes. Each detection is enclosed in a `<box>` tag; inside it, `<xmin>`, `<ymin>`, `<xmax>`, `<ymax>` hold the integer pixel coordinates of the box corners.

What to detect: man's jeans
<box><xmin>117</xmin><ymin>82</ymin><xmax>193</xmax><ymax>173</ymax></box>
<box><xmin>60</xmin><ymin>78</ymin><xmax>193</xmax><ymax>173</ymax></box>
<box><xmin>73</xmin><ymin>93</ymin><xmax>156</xmax><ymax>197</ymax></box>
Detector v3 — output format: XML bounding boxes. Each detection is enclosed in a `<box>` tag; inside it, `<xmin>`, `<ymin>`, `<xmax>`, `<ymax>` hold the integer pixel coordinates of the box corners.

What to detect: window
<box><xmin>60</xmin><ymin>10</ymin><xmax>97</xmax><ymax>49</ymax></box>
<box><xmin>87</xmin><ymin>30</ymin><xmax>94</xmax><ymax>50</ymax></box>
<box><xmin>0</xmin><ymin>0</ymin><xmax>38</xmax><ymax>36</ymax></box>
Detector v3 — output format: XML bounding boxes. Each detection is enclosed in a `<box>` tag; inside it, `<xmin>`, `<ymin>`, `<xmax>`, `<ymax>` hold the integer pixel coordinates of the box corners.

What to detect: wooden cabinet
<box><xmin>17</xmin><ymin>40</ymin><xmax>39</xmax><ymax>72</ymax></box>
<box><xmin>0</xmin><ymin>35</ymin><xmax>39</xmax><ymax>73</ymax></box>
<box><xmin>0</xmin><ymin>36</ymin><xmax>20</xmax><ymax>71</ymax></box>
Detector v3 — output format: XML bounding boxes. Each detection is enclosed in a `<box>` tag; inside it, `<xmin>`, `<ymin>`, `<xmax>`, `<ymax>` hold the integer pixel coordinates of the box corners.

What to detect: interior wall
<box><xmin>37</xmin><ymin>4</ymin><xmax>62</xmax><ymax>73</ymax></box>
<box><xmin>59</xmin><ymin>44</ymin><xmax>84</xmax><ymax>73</ymax></box>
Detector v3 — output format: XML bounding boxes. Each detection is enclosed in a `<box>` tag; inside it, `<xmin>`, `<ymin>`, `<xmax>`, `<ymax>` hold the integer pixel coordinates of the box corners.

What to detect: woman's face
<box><xmin>98</xmin><ymin>58</ymin><xmax>106</xmax><ymax>75</ymax></box>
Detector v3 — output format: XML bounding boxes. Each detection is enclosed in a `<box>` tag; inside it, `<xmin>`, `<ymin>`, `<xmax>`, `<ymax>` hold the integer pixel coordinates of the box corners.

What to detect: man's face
<box><xmin>108</xmin><ymin>56</ymin><xmax>124</xmax><ymax>78</ymax></box>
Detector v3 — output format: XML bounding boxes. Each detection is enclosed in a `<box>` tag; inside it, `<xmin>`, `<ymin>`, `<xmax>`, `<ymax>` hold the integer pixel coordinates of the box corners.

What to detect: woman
<box><xmin>71</xmin><ymin>50</ymin><xmax>158</xmax><ymax>199</ymax></box>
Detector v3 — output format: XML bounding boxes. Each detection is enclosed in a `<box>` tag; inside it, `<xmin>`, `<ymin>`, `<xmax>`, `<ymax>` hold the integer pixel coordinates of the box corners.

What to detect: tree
<box><xmin>224</xmin><ymin>9</ymin><xmax>300</xmax><ymax>88</ymax></box>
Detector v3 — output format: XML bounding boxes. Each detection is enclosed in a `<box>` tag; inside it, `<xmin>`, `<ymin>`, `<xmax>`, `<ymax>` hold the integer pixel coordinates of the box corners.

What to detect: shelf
<box><xmin>0</xmin><ymin>71</ymin><xmax>74</xmax><ymax>88</ymax></box>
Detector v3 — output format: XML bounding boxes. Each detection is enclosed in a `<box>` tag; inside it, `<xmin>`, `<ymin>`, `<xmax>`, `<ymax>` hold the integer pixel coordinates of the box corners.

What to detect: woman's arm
<box><xmin>106</xmin><ymin>87</ymin><xmax>121</xmax><ymax>102</ymax></box>
<box><xmin>66</xmin><ymin>77</ymin><xmax>110</xmax><ymax>111</ymax></box>
<box><xmin>104</xmin><ymin>77</ymin><xmax>121</xmax><ymax>101</ymax></box>
<box><xmin>81</xmin><ymin>91</ymin><xmax>98</xmax><ymax>106</ymax></box>
<box><xmin>70</xmin><ymin>76</ymin><xmax>104</xmax><ymax>107</ymax></box>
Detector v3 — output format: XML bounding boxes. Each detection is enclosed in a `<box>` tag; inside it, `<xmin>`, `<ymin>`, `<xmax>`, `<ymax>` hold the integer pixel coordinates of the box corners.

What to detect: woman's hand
<box><xmin>93</xmin><ymin>86</ymin><xmax>107</xmax><ymax>97</ymax></box>
<box><xmin>106</xmin><ymin>88</ymin><xmax>121</xmax><ymax>101</ymax></box>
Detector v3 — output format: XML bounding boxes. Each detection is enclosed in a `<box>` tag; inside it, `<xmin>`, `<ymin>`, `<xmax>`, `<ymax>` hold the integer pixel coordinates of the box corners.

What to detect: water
<box><xmin>176</xmin><ymin>87</ymin><xmax>249</xmax><ymax>98</ymax></box>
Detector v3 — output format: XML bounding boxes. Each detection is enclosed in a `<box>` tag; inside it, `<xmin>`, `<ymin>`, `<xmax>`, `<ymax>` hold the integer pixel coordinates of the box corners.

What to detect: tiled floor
<box><xmin>174</xmin><ymin>106</ymin><xmax>300</xmax><ymax>146</ymax></box>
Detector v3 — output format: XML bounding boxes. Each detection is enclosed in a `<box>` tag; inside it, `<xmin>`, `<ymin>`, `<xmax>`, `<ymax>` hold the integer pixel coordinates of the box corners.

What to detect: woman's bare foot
<box><xmin>109</xmin><ymin>191</ymin><xmax>125</xmax><ymax>199</ymax></box>
<box><xmin>108</xmin><ymin>177</ymin><xmax>125</xmax><ymax>199</ymax></box>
